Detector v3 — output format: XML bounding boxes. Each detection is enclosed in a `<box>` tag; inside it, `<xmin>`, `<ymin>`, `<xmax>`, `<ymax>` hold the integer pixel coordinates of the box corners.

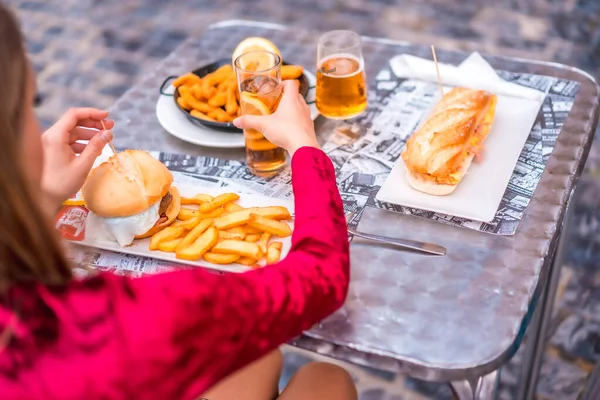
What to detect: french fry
<box><xmin>245</xmin><ymin>234</ymin><xmax>261</xmax><ymax>243</ymax></box>
<box><xmin>224</xmin><ymin>203</ymin><xmax>244</xmax><ymax>213</ymax></box>
<box><xmin>225</xmin><ymin>82</ymin><xmax>239</xmax><ymax>115</ymax></box>
<box><xmin>257</xmin><ymin>232</ymin><xmax>271</xmax><ymax>254</ymax></box>
<box><xmin>199</xmin><ymin>193</ymin><xmax>240</xmax><ymax>213</ymax></box>
<box><xmin>208</xmin><ymin>92</ymin><xmax>227</xmax><ymax>108</ymax></box>
<box><xmin>173</xmin><ymin>73</ymin><xmax>201</xmax><ymax>87</ymax></box>
<box><xmin>214</xmin><ymin>206</ymin><xmax>291</xmax><ymax>229</ymax></box>
<box><xmin>150</xmin><ymin>226</ymin><xmax>185</xmax><ymax>251</ymax></box>
<box><xmin>245</xmin><ymin>226</ymin><xmax>262</xmax><ymax>235</ymax></box>
<box><xmin>180</xmin><ymin>197</ymin><xmax>199</xmax><ymax>206</ymax></box>
<box><xmin>238</xmin><ymin>257</ymin><xmax>258</xmax><ymax>267</ymax></box>
<box><xmin>216</xmin><ymin>80</ymin><xmax>229</xmax><ymax>92</ymax></box>
<box><xmin>208</xmin><ymin>108</ymin><xmax>234</xmax><ymax>123</ymax></box>
<box><xmin>200</xmin><ymin>77</ymin><xmax>217</xmax><ymax>99</ymax></box>
<box><xmin>219</xmin><ymin>230</ymin><xmax>246</xmax><ymax>240</ymax></box>
<box><xmin>191</xmin><ymin>109</ymin><xmax>216</xmax><ymax>122</ymax></box>
<box><xmin>181</xmin><ymin>193</ymin><xmax>215</xmax><ymax>206</ymax></box>
<box><xmin>181</xmin><ymin>197</ymin><xmax>204</xmax><ymax>206</ymax></box>
<box><xmin>192</xmin><ymin>83</ymin><xmax>205</xmax><ymax>100</ymax></box>
<box><xmin>157</xmin><ymin>238</ymin><xmax>183</xmax><ymax>252</ymax></box>
<box><xmin>176</xmin><ymin>227</ymin><xmax>219</xmax><ymax>261</ymax></box>
<box><xmin>248</xmin><ymin>214</ymin><xmax>292</xmax><ymax>237</ymax></box>
<box><xmin>281</xmin><ymin>65</ymin><xmax>304</xmax><ymax>80</ymax></box>
<box><xmin>178</xmin><ymin>208</ymin><xmax>199</xmax><ymax>221</ymax></box>
<box><xmin>200</xmin><ymin>208</ymin><xmax>226</xmax><ymax>219</ymax></box>
<box><xmin>221</xmin><ymin>226</ymin><xmax>246</xmax><ymax>240</ymax></box>
<box><xmin>203</xmin><ymin>253</ymin><xmax>240</xmax><ymax>265</ymax></box>
<box><xmin>210</xmin><ymin>65</ymin><xmax>234</xmax><ymax>86</ymax></box>
<box><xmin>227</xmin><ymin>226</ymin><xmax>247</xmax><ymax>235</ymax></box>
<box><xmin>212</xmin><ymin>240</ymin><xmax>261</xmax><ymax>260</ymax></box>
<box><xmin>176</xmin><ymin>218</ymin><xmax>214</xmax><ymax>252</ymax></box>
<box><xmin>171</xmin><ymin>216</ymin><xmax>202</xmax><ymax>230</ymax></box>
<box><xmin>267</xmin><ymin>242</ymin><xmax>283</xmax><ymax>265</ymax></box>
<box><xmin>63</xmin><ymin>199</ymin><xmax>86</xmax><ymax>207</ymax></box>
<box><xmin>194</xmin><ymin>194</ymin><xmax>214</xmax><ymax>203</ymax></box>
<box><xmin>176</xmin><ymin>96</ymin><xmax>191</xmax><ymax>111</ymax></box>
<box><xmin>179</xmin><ymin>86</ymin><xmax>212</xmax><ymax>113</ymax></box>
<box><xmin>172</xmin><ymin>74</ymin><xmax>190</xmax><ymax>88</ymax></box>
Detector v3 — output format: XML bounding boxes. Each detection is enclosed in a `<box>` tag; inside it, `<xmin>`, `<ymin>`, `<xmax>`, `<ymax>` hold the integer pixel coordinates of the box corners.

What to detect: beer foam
<box><xmin>318</xmin><ymin>53</ymin><xmax>364</xmax><ymax>78</ymax></box>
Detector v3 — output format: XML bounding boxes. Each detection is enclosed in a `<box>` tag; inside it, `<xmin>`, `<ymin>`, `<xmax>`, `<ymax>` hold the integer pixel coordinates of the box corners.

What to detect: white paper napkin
<box><xmin>390</xmin><ymin>52</ymin><xmax>545</xmax><ymax>101</ymax></box>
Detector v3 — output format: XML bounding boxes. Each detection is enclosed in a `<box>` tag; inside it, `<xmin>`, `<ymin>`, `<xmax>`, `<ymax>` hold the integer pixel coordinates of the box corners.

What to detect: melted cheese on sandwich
<box><xmin>86</xmin><ymin>201</ymin><xmax>160</xmax><ymax>247</ymax></box>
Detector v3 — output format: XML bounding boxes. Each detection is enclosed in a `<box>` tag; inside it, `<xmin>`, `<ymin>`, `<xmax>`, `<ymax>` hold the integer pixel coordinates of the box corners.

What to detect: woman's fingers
<box><xmin>70</xmin><ymin>142</ymin><xmax>87</xmax><ymax>154</ymax></box>
<box><xmin>74</xmin><ymin>131</ymin><xmax>113</xmax><ymax>172</ymax></box>
<box><xmin>76</xmin><ymin>118</ymin><xmax>114</xmax><ymax>131</ymax></box>
<box><xmin>68</xmin><ymin>127</ymin><xmax>105</xmax><ymax>142</ymax></box>
<box><xmin>279</xmin><ymin>80</ymin><xmax>300</xmax><ymax>105</ymax></box>
<box><xmin>232</xmin><ymin>114</ymin><xmax>267</xmax><ymax>132</ymax></box>
<box><xmin>70</xmin><ymin>129</ymin><xmax>112</xmax><ymax>154</ymax></box>
<box><xmin>55</xmin><ymin>108</ymin><xmax>111</xmax><ymax>132</ymax></box>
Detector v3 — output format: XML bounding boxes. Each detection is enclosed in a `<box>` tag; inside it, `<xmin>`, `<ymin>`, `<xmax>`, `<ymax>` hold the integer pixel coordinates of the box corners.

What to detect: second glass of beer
<box><xmin>234</xmin><ymin>50</ymin><xmax>285</xmax><ymax>176</ymax></box>
<box><xmin>316</xmin><ymin>30</ymin><xmax>367</xmax><ymax>119</ymax></box>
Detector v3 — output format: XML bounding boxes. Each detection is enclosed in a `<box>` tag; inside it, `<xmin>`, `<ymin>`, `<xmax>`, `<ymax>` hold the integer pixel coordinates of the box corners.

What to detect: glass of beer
<box><xmin>234</xmin><ymin>50</ymin><xmax>285</xmax><ymax>176</ymax></box>
<box><xmin>316</xmin><ymin>30</ymin><xmax>367</xmax><ymax>119</ymax></box>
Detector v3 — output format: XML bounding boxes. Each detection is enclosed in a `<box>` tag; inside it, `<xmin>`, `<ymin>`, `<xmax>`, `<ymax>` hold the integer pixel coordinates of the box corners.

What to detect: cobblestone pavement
<box><xmin>5</xmin><ymin>0</ymin><xmax>600</xmax><ymax>398</ymax></box>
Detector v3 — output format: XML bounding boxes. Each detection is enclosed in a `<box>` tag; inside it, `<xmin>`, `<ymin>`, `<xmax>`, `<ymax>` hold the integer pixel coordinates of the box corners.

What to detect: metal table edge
<box><xmin>294</xmin><ymin>328</ymin><xmax>524</xmax><ymax>382</ymax></box>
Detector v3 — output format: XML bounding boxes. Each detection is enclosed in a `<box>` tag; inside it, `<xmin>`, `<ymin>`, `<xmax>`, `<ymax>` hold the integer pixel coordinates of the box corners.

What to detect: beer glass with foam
<box><xmin>316</xmin><ymin>30</ymin><xmax>367</xmax><ymax>119</ymax></box>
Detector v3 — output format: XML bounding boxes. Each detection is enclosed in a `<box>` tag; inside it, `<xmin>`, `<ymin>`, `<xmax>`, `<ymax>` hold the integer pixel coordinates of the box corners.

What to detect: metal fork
<box><xmin>290</xmin><ymin>211</ymin><xmax>447</xmax><ymax>256</ymax></box>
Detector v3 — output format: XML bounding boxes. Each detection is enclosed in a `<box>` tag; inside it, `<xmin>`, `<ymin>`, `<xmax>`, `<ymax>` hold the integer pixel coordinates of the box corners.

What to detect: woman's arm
<box><xmin>99</xmin><ymin>146</ymin><xmax>348</xmax><ymax>398</ymax></box>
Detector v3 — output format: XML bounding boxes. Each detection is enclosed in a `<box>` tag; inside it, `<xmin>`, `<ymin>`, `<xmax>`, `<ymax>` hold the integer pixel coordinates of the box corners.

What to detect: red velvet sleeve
<box><xmin>110</xmin><ymin>146</ymin><xmax>349</xmax><ymax>398</ymax></box>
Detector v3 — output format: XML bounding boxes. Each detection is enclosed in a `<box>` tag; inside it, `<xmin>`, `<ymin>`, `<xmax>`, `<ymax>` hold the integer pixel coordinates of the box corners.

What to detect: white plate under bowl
<box><xmin>71</xmin><ymin>185</ymin><xmax>295</xmax><ymax>274</ymax></box>
<box><xmin>376</xmin><ymin>94</ymin><xmax>542</xmax><ymax>223</ymax></box>
<box><xmin>156</xmin><ymin>71</ymin><xmax>319</xmax><ymax>149</ymax></box>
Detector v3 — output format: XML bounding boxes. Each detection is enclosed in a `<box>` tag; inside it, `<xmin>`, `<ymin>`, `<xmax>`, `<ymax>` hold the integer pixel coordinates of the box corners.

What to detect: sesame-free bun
<box><xmin>135</xmin><ymin>187</ymin><xmax>180</xmax><ymax>239</ymax></box>
<box><xmin>82</xmin><ymin>150</ymin><xmax>174</xmax><ymax>218</ymax></box>
<box><xmin>404</xmin><ymin>153</ymin><xmax>475</xmax><ymax>196</ymax></box>
<box><xmin>401</xmin><ymin>88</ymin><xmax>497</xmax><ymax>196</ymax></box>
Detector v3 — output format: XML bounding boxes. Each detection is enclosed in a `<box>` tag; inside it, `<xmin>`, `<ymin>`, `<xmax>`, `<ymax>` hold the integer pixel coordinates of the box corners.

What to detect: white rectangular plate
<box><xmin>376</xmin><ymin>94</ymin><xmax>542</xmax><ymax>223</ymax></box>
<box><xmin>71</xmin><ymin>184</ymin><xmax>295</xmax><ymax>274</ymax></box>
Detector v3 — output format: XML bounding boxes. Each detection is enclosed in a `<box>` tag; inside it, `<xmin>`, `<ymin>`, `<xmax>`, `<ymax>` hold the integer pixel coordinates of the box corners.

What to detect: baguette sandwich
<box><xmin>401</xmin><ymin>87</ymin><xmax>497</xmax><ymax>196</ymax></box>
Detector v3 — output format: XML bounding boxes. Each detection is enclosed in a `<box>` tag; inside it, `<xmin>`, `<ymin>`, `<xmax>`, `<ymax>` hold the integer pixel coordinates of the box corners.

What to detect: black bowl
<box><xmin>159</xmin><ymin>58</ymin><xmax>311</xmax><ymax>133</ymax></box>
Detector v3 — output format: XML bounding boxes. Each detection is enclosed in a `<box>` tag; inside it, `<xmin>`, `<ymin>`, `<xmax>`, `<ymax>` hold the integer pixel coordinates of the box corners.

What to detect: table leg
<box><xmin>516</xmin><ymin>189</ymin><xmax>577</xmax><ymax>400</ymax></box>
<box><xmin>450</xmin><ymin>371</ymin><xmax>498</xmax><ymax>400</ymax></box>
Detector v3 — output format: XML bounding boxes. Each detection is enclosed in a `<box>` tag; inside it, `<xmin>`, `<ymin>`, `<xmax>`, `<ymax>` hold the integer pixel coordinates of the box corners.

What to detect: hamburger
<box><xmin>82</xmin><ymin>150</ymin><xmax>181</xmax><ymax>246</ymax></box>
<box><xmin>401</xmin><ymin>87</ymin><xmax>497</xmax><ymax>196</ymax></box>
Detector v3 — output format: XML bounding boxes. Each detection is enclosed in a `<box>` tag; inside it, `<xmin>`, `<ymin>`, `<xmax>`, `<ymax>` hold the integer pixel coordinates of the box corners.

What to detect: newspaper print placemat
<box><xmin>332</xmin><ymin>65</ymin><xmax>580</xmax><ymax>235</ymax></box>
<box><xmin>65</xmin><ymin>62</ymin><xmax>582</xmax><ymax>273</ymax></box>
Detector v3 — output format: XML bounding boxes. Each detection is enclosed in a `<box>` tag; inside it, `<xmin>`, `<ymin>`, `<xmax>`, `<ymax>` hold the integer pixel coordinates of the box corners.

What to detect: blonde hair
<box><xmin>0</xmin><ymin>3</ymin><xmax>72</xmax><ymax>298</ymax></box>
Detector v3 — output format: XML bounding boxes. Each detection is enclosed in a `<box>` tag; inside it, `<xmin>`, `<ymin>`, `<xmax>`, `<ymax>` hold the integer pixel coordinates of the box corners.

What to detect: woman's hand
<box><xmin>41</xmin><ymin>108</ymin><xmax>114</xmax><ymax>210</ymax></box>
<box><xmin>233</xmin><ymin>80</ymin><xmax>319</xmax><ymax>156</ymax></box>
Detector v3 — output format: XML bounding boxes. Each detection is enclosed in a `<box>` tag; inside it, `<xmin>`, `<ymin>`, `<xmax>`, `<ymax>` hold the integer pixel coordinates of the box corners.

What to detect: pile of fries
<box><xmin>150</xmin><ymin>192</ymin><xmax>293</xmax><ymax>268</ymax></box>
<box><xmin>173</xmin><ymin>64</ymin><xmax>305</xmax><ymax>123</ymax></box>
